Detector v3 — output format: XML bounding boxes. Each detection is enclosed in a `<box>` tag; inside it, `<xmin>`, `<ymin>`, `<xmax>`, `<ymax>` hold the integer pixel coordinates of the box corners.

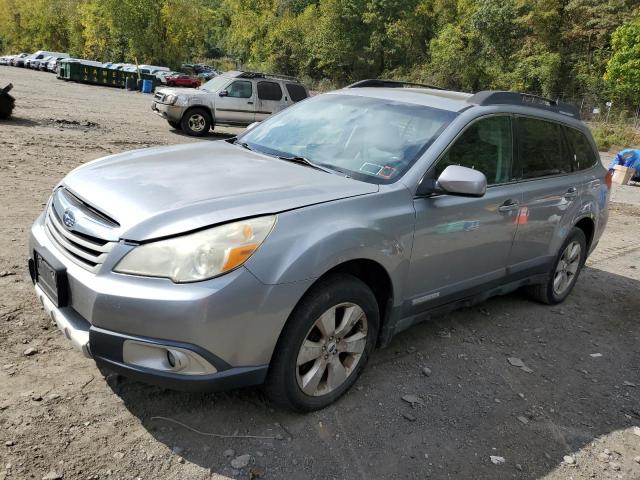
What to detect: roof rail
<box><xmin>467</xmin><ymin>90</ymin><xmax>581</xmax><ymax>119</ymax></box>
<box><xmin>237</xmin><ymin>70</ymin><xmax>301</xmax><ymax>83</ymax></box>
<box><xmin>347</xmin><ymin>79</ymin><xmax>444</xmax><ymax>90</ymax></box>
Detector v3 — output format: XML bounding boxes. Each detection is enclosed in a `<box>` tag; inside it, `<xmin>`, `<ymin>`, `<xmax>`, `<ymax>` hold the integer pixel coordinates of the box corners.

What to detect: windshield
<box><xmin>239</xmin><ymin>94</ymin><xmax>457</xmax><ymax>183</ymax></box>
<box><xmin>200</xmin><ymin>75</ymin><xmax>231</xmax><ymax>93</ymax></box>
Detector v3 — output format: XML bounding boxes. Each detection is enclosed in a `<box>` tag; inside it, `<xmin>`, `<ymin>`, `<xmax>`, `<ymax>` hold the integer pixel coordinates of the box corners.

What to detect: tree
<box><xmin>605</xmin><ymin>15</ymin><xmax>640</xmax><ymax>104</ymax></box>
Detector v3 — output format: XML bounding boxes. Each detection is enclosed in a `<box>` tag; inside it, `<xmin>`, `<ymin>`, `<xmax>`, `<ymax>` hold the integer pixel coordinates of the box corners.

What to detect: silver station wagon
<box><xmin>29</xmin><ymin>80</ymin><xmax>610</xmax><ymax>411</ymax></box>
<box><xmin>152</xmin><ymin>70</ymin><xmax>310</xmax><ymax>136</ymax></box>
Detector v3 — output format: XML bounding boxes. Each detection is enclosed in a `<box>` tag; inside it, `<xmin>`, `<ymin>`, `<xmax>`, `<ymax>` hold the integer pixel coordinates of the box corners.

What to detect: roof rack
<box><xmin>467</xmin><ymin>90</ymin><xmax>581</xmax><ymax>119</ymax></box>
<box><xmin>237</xmin><ymin>70</ymin><xmax>301</xmax><ymax>83</ymax></box>
<box><xmin>347</xmin><ymin>79</ymin><xmax>444</xmax><ymax>90</ymax></box>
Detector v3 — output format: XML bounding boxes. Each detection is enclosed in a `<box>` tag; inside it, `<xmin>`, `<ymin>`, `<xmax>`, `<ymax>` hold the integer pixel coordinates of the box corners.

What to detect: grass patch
<box><xmin>588</xmin><ymin>123</ymin><xmax>640</xmax><ymax>152</ymax></box>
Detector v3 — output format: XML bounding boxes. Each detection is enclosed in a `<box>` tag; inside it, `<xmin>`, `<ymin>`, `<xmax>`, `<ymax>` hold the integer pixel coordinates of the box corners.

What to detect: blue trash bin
<box><xmin>141</xmin><ymin>79</ymin><xmax>153</xmax><ymax>93</ymax></box>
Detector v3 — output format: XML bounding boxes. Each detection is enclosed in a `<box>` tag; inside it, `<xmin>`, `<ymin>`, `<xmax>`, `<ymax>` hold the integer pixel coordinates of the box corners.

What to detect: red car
<box><xmin>165</xmin><ymin>74</ymin><xmax>201</xmax><ymax>88</ymax></box>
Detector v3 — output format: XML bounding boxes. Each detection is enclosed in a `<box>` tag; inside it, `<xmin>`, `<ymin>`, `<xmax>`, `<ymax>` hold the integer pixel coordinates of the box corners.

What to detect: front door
<box><xmin>255</xmin><ymin>80</ymin><xmax>285</xmax><ymax>122</ymax></box>
<box><xmin>406</xmin><ymin>115</ymin><xmax>521</xmax><ymax>314</ymax></box>
<box><xmin>214</xmin><ymin>80</ymin><xmax>255</xmax><ymax>125</ymax></box>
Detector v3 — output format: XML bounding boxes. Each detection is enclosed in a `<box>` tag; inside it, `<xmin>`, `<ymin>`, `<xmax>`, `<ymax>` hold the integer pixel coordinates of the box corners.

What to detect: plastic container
<box><xmin>141</xmin><ymin>79</ymin><xmax>153</xmax><ymax>93</ymax></box>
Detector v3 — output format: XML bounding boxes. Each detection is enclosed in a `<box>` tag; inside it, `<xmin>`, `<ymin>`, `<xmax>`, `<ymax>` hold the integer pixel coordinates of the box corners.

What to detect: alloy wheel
<box><xmin>188</xmin><ymin>114</ymin><xmax>206</xmax><ymax>132</ymax></box>
<box><xmin>296</xmin><ymin>302</ymin><xmax>368</xmax><ymax>397</ymax></box>
<box><xmin>553</xmin><ymin>240</ymin><xmax>581</xmax><ymax>296</ymax></box>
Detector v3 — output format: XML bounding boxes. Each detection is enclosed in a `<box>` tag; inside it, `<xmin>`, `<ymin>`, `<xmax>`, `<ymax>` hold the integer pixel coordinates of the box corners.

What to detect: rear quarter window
<box><xmin>517</xmin><ymin>117</ymin><xmax>572</xmax><ymax>179</ymax></box>
<box><xmin>286</xmin><ymin>83</ymin><xmax>308</xmax><ymax>102</ymax></box>
<box><xmin>564</xmin><ymin>127</ymin><xmax>599</xmax><ymax>171</ymax></box>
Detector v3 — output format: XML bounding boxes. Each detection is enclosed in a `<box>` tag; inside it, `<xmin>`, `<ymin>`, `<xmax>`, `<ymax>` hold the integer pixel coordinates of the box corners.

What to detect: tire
<box><xmin>527</xmin><ymin>227</ymin><xmax>587</xmax><ymax>305</ymax></box>
<box><xmin>167</xmin><ymin>120</ymin><xmax>181</xmax><ymax>130</ymax></box>
<box><xmin>180</xmin><ymin>108</ymin><xmax>211</xmax><ymax>137</ymax></box>
<box><xmin>265</xmin><ymin>273</ymin><xmax>379</xmax><ymax>412</ymax></box>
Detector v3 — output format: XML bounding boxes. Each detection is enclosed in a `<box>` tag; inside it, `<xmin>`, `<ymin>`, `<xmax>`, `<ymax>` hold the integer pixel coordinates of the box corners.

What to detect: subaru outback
<box><xmin>29</xmin><ymin>80</ymin><xmax>609</xmax><ymax>411</ymax></box>
<box><xmin>152</xmin><ymin>70</ymin><xmax>310</xmax><ymax>136</ymax></box>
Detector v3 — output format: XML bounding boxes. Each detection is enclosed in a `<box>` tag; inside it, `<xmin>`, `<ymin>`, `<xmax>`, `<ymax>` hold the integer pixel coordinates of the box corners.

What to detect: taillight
<box><xmin>604</xmin><ymin>170</ymin><xmax>613</xmax><ymax>190</ymax></box>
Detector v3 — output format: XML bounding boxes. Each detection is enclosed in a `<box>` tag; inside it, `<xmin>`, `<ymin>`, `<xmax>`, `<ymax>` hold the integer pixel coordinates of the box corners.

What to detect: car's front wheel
<box><xmin>180</xmin><ymin>108</ymin><xmax>211</xmax><ymax>136</ymax></box>
<box><xmin>266</xmin><ymin>273</ymin><xmax>379</xmax><ymax>412</ymax></box>
<box><xmin>527</xmin><ymin>227</ymin><xmax>587</xmax><ymax>304</ymax></box>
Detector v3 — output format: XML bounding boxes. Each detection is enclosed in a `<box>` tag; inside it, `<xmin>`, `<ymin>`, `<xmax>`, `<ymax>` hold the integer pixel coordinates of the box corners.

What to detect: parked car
<box><xmin>33</xmin><ymin>55</ymin><xmax>53</xmax><ymax>70</ymax></box>
<box><xmin>45</xmin><ymin>57</ymin><xmax>67</xmax><ymax>73</ymax></box>
<box><xmin>165</xmin><ymin>74</ymin><xmax>201</xmax><ymax>88</ymax></box>
<box><xmin>0</xmin><ymin>55</ymin><xmax>14</xmax><ymax>65</ymax></box>
<box><xmin>197</xmin><ymin>71</ymin><xmax>217</xmax><ymax>81</ymax></box>
<box><xmin>155</xmin><ymin>71</ymin><xmax>180</xmax><ymax>84</ymax></box>
<box><xmin>12</xmin><ymin>53</ymin><xmax>29</xmax><ymax>67</ymax></box>
<box><xmin>152</xmin><ymin>70</ymin><xmax>310</xmax><ymax>135</ymax></box>
<box><xmin>29</xmin><ymin>81</ymin><xmax>610</xmax><ymax>411</ymax></box>
<box><xmin>25</xmin><ymin>51</ymin><xmax>69</xmax><ymax>69</ymax></box>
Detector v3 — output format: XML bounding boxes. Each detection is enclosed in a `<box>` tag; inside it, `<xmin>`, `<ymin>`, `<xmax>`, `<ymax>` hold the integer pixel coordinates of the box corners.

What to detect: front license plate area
<box><xmin>34</xmin><ymin>249</ymin><xmax>69</xmax><ymax>307</ymax></box>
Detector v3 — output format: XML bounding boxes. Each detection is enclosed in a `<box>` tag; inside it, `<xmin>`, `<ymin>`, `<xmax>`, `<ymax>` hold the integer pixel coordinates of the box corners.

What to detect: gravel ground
<box><xmin>1</xmin><ymin>66</ymin><xmax>639</xmax><ymax>480</ymax></box>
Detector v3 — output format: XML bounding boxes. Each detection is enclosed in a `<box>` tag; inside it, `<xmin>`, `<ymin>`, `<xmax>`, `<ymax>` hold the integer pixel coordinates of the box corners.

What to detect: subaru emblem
<box><xmin>62</xmin><ymin>209</ymin><xmax>76</xmax><ymax>228</ymax></box>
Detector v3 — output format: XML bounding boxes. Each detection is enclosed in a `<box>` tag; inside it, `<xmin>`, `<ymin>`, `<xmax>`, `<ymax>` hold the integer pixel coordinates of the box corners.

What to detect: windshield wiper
<box><xmin>232</xmin><ymin>139</ymin><xmax>253</xmax><ymax>151</ymax></box>
<box><xmin>277</xmin><ymin>155</ymin><xmax>336</xmax><ymax>174</ymax></box>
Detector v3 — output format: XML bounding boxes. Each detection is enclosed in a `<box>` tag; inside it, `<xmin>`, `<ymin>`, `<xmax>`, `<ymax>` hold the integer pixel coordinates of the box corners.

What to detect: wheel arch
<box><xmin>269</xmin><ymin>258</ymin><xmax>395</xmax><ymax>365</ymax></box>
<box><xmin>574</xmin><ymin>215</ymin><xmax>595</xmax><ymax>252</ymax></box>
<box><xmin>182</xmin><ymin>104</ymin><xmax>214</xmax><ymax>124</ymax></box>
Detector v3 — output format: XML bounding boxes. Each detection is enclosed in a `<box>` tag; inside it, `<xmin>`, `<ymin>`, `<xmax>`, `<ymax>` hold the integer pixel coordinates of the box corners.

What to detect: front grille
<box><xmin>44</xmin><ymin>203</ymin><xmax>116</xmax><ymax>272</ymax></box>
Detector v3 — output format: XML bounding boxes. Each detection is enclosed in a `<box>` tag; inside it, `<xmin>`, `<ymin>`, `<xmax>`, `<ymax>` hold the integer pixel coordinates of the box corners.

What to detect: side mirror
<box><xmin>417</xmin><ymin>165</ymin><xmax>487</xmax><ymax>197</ymax></box>
<box><xmin>218</xmin><ymin>90</ymin><xmax>228</xmax><ymax>97</ymax></box>
<box><xmin>246</xmin><ymin>121</ymin><xmax>260</xmax><ymax>131</ymax></box>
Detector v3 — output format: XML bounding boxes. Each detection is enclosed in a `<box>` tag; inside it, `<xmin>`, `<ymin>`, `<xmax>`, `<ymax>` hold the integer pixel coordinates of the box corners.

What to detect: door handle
<box><xmin>564</xmin><ymin>187</ymin><xmax>578</xmax><ymax>199</ymax></box>
<box><xmin>498</xmin><ymin>199</ymin><xmax>519</xmax><ymax>213</ymax></box>
<box><xmin>247</xmin><ymin>101</ymin><xmax>254</xmax><ymax>104</ymax></box>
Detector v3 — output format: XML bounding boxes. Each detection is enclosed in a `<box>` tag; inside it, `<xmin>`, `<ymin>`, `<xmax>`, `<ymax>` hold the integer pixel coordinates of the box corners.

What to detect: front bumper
<box><xmin>29</xmin><ymin>213</ymin><xmax>312</xmax><ymax>392</ymax></box>
<box><xmin>151</xmin><ymin>101</ymin><xmax>185</xmax><ymax>122</ymax></box>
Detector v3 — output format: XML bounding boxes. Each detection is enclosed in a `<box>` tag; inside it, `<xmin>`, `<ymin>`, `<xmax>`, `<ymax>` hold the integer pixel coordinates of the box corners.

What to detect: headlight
<box><xmin>114</xmin><ymin>216</ymin><xmax>276</xmax><ymax>283</ymax></box>
<box><xmin>174</xmin><ymin>95</ymin><xmax>189</xmax><ymax>106</ymax></box>
<box><xmin>165</xmin><ymin>94</ymin><xmax>177</xmax><ymax>105</ymax></box>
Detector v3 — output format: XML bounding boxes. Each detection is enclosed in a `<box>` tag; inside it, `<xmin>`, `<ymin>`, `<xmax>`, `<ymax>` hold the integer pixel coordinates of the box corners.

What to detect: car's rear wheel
<box><xmin>180</xmin><ymin>108</ymin><xmax>211</xmax><ymax>137</ymax></box>
<box><xmin>266</xmin><ymin>273</ymin><xmax>379</xmax><ymax>412</ymax></box>
<box><xmin>527</xmin><ymin>227</ymin><xmax>587</xmax><ymax>304</ymax></box>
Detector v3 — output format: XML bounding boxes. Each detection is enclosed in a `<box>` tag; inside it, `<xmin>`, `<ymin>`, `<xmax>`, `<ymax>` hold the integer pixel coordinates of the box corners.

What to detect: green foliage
<box><xmin>0</xmin><ymin>0</ymin><xmax>638</xmax><ymax>107</ymax></box>
<box><xmin>605</xmin><ymin>15</ymin><xmax>640</xmax><ymax>104</ymax></box>
<box><xmin>590</xmin><ymin>122</ymin><xmax>640</xmax><ymax>151</ymax></box>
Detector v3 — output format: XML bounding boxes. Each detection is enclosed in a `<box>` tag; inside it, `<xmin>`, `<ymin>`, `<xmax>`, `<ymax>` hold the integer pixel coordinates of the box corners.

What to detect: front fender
<box><xmin>244</xmin><ymin>188</ymin><xmax>416</xmax><ymax>309</ymax></box>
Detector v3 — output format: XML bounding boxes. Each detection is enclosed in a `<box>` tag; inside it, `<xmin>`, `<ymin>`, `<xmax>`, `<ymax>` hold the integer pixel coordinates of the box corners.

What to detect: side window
<box><xmin>435</xmin><ymin>116</ymin><xmax>514</xmax><ymax>185</ymax></box>
<box><xmin>286</xmin><ymin>83</ymin><xmax>308</xmax><ymax>102</ymax></box>
<box><xmin>226</xmin><ymin>81</ymin><xmax>252</xmax><ymax>98</ymax></box>
<box><xmin>564</xmin><ymin>127</ymin><xmax>598</xmax><ymax>171</ymax></box>
<box><xmin>517</xmin><ymin>117</ymin><xmax>571</xmax><ymax>179</ymax></box>
<box><xmin>257</xmin><ymin>81</ymin><xmax>282</xmax><ymax>101</ymax></box>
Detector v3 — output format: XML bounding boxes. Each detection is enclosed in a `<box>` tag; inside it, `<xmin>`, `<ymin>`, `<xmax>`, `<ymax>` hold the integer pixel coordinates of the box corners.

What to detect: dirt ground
<box><xmin>1</xmin><ymin>66</ymin><xmax>639</xmax><ymax>480</ymax></box>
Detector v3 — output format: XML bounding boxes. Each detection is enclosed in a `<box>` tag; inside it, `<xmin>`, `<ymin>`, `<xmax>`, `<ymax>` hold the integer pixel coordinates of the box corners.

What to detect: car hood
<box><xmin>156</xmin><ymin>87</ymin><xmax>205</xmax><ymax>96</ymax></box>
<box><xmin>61</xmin><ymin>141</ymin><xmax>377</xmax><ymax>241</ymax></box>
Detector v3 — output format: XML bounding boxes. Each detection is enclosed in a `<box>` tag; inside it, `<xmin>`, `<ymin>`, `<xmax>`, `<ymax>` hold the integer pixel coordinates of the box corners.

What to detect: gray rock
<box><xmin>422</xmin><ymin>367</ymin><xmax>432</xmax><ymax>377</ymax></box>
<box><xmin>5</xmin><ymin>440</ymin><xmax>14</xmax><ymax>446</ymax></box>
<box><xmin>402</xmin><ymin>412</ymin><xmax>416</xmax><ymax>422</ymax></box>
<box><xmin>42</xmin><ymin>472</ymin><xmax>63</xmax><ymax>480</ymax></box>
<box><xmin>113</xmin><ymin>452</ymin><xmax>125</xmax><ymax>460</ymax></box>
<box><xmin>517</xmin><ymin>416</ymin><xmax>529</xmax><ymax>425</ymax></box>
<box><xmin>401</xmin><ymin>394</ymin><xmax>424</xmax><ymax>406</ymax></box>
<box><xmin>634</xmin><ymin>426</ymin><xmax>640</xmax><ymax>437</ymax></box>
<box><xmin>633</xmin><ymin>456</ymin><xmax>640</xmax><ymax>464</ymax></box>
<box><xmin>610</xmin><ymin>462</ymin><xmax>620</xmax><ymax>471</ymax></box>
<box><xmin>230</xmin><ymin>454</ymin><xmax>251</xmax><ymax>469</ymax></box>
<box><xmin>507</xmin><ymin>357</ymin><xmax>525</xmax><ymax>368</ymax></box>
<box><xmin>515</xmin><ymin>464</ymin><xmax>523</xmax><ymax>471</ymax></box>
<box><xmin>223</xmin><ymin>449</ymin><xmax>235</xmax><ymax>458</ymax></box>
<box><xmin>563</xmin><ymin>455</ymin><xmax>576</xmax><ymax>465</ymax></box>
<box><xmin>23</xmin><ymin>347</ymin><xmax>38</xmax><ymax>356</ymax></box>
<box><xmin>490</xmin><ymin>456</ymin><xmax>505</xmax><ymax>465</ymax></box>
<box><xmin>597</xmin><ymin>452</ymin><xmax>610</xmax><ymax>463</ymax></box>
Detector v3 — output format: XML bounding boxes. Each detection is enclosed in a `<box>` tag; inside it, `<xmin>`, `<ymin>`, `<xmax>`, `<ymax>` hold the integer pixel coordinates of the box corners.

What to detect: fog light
<box><xmin>122</xmin><ymin>340</ymin><xmax>217</xmax><ymax>375</ymax></box>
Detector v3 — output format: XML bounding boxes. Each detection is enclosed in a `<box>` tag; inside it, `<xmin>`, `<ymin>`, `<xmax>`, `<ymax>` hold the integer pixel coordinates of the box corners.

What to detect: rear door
<box><xmin>214</xmin><ymin>79</ymin><xmax>256</xmax><ymax>125</ymax></box>
<box><xmin>407</xmin><ymin>115</ymin><xmax>521</xmax><ymax>313</ymax></box>
<box><xmin>508</xmin><ymin>116</ymin><xmax>582</xmax><ymax>274</ymax></box>
<box><xmin>255</xmin><ymin>81</ymin><xmax>285</xmax><ymax>121</ymax></box>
